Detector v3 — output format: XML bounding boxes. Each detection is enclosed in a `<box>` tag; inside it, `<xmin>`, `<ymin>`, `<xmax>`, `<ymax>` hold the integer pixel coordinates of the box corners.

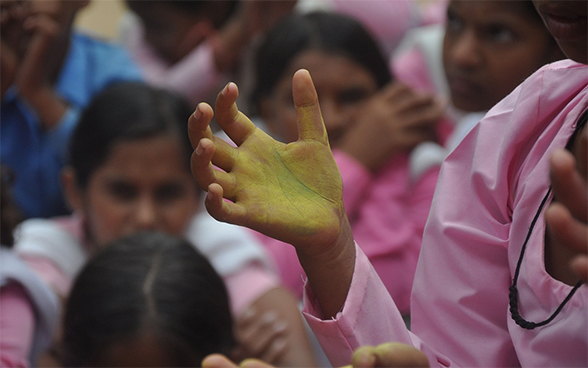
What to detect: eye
<box><xmin>107</xmin><ymin>182</ymin><xmax>137</xmax><ymax>201</ymax></box>
<box><xmin>484</xmin><ymin>25</ymin><xmax>516</xmax><ymax>43</ymax></box>
<box><xmin>338</xmin><ymin>87</ymin><xmax>371</xmax><ymax>106</ymax></box>
<box><xmin>445</xmin><ymin>8</ymin><xmax>464</xmax><ymax>34</ymax></box>
<box><xmin>156</xmin><ymin>183</ymin><xmax>187</xmax><ymax>203</ymax></box>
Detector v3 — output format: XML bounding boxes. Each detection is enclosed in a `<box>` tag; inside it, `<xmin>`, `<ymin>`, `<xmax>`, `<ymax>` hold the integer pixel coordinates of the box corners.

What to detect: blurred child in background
<box><xmin>13</xmin><ymin>82</ymin><xmax>318</xmax><ymax>367</ymax></box>
<box><xmin>0</xmin><ymin>0</ymin><xmax>142</xmax><ymax>219</ymax></box>
<box><xmin>62</xmin><ymin>231</ymin><xmax>235</xmax><ymax>367</ymax></box>
<box><xmin>121</xmin><ymin>0</ymin><xmax>295</xmax><ymax>108</ymax></box>
<box><xmin>0</xmin><ymin>164</ymin><xmax>58</xmax><ymax>368</ymax></box>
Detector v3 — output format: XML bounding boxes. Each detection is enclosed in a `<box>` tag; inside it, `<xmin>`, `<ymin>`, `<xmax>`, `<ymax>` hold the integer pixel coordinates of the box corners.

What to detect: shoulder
<box><xmin>13</xmin><ymin>217</ymin><xmax>88</xmax><ymax>278</ymax></box>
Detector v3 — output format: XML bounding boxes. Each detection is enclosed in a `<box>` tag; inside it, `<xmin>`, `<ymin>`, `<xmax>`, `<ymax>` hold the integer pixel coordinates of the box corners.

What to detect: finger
<box><xmin>205</xmin><ymin>183</ymin><xmax>248</xmax><ymax>226</ymax></box>
<box><xmin>293</xmin><ymin>69</ymin><xmax>329</xmax><ymax>144</ymax></box>
<box><xmin>545</xmin><ymin>202</ymin><xmax>588</xmax><ymax>256</ymax></box>
<box><xmin>188</xmin><ymin>103</ymin><xmax>215</xmax><ymax>149</ymax></box>
<box><xmin>257</xmin><ymin>337</ymin><xmax>287</xmax><ymax>364</ymax></box>
<box><xmin>191</xmin><ymin>138</ymin><xmax>218</xmax><ymax>191</ymax></box>
<box><xmin>352</xmin><ymin>343</ymin><xmax>429</xmax><ymax>368</ymax></box>
<box><xmin>550</xmin><ymin>149</ymin><xmax>587</xmax><ymax>222</ymax></box>
<box><xmin>570</xmin><ymin>255</ymin><xmax>588</xmax><ymax>283</ymax></box>
<box><xmin>573</xmin><ymin>125</ymin><xmax>587</xmax><ymax>179</ymax></box>
<box><xmin>215</xmin><ymin>82</ymin><xmax>257</xmax><ymax>146</ymax></box>
<box><xmin>240</xmin><ymin>358</ymin><xmax>276</xmax><ymax>368</ymax></box>
<box><xmin>202</xmin><ymin>354</ymin><xmax>239</xmax><ymax>368</ymax></box>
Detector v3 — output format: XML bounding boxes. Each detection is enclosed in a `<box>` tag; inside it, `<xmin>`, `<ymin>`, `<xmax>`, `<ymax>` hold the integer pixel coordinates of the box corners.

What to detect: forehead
<box><xmin>98</xmin><ymin>135</ymin><xmax>191</xmax><ymax>179</ymax></box>
<box><xmin>284</xmin><ymin>50</ymin><xmax>377</xmax><ymax>88</ymax></box>
<box><xmin>449</xmin><ymin>0</ymin><xmax>538</xmax><ymax>24</ymax></box>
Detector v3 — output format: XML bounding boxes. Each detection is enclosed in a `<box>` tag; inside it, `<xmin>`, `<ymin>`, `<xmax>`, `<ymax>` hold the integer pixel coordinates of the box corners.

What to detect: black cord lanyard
<box><xmin>509</xmin><ymin>109</ymin><xmax>587</xmax><ymax>330</ymax></box>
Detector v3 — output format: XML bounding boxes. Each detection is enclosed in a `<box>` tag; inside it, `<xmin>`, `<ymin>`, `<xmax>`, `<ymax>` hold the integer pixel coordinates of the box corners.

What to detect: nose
<box><xmin>449</xmin><ymin>31</ymin><xmax>483</xmax><ymax>69</ymax></box>
<box><xmin>135</xmin><ymin>197</ymin><xmax>158</xmax><ymax>231</ymax></box>
<box><xmin>320</xmin><ymin>99</ymin><xmax>349</xmax><ymax>145</ymax></box>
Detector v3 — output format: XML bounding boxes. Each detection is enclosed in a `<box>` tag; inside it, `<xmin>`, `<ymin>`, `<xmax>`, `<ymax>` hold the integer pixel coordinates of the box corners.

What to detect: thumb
<box><xmin>293</xmin><ymin>69</ymin><xmax>329</xmax><ymax>145</ymax></box>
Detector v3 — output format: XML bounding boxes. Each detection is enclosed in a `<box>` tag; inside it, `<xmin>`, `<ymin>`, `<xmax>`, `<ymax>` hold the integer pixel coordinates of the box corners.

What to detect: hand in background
<box><xmin>545</xmin><ymin>124</ymin><xmax>588</xmax><ymax>283</ymax></box>
<box><xmin>189</xmin><ymin>69</ymin><xmax>355</xmax><ymax>317</ymax></box>
<box><xmin>0</xmin><ymin>0</ymin><xmax>26</xmax><ymax>96</ymax></box>
<box><xmin>343</xmin><ymin>342</ymin><xmax>429</xmax><ymax>368</ymax></box>
<box><xmin>338</xmin><ymin>82</ymin><xmax>444</xmax><ymax>172</ymax></box>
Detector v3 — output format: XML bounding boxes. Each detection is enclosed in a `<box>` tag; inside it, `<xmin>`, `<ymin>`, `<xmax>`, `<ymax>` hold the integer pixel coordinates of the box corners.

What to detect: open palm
<box><xmin>189</xmin><ymin>70</ymin><xmax>347</xmax><ymax>257</ymax></box>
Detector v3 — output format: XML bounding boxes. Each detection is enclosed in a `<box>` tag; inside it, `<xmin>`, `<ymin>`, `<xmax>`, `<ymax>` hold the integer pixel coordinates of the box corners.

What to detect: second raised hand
<box><xmin>189</xmin><ymin>69</ymin><xmax>356</xmax><ymax>317</ymax></box>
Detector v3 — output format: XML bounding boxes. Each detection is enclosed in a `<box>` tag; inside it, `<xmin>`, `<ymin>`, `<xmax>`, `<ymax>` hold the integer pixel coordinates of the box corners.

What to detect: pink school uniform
<box><xmin>119</xmin><ymin>14</ymin><xmax>224</xmax><ymax>107</ymax></box>
<box><xmin>302</xmin><ymin>60</ymin><xmax>588</xmax><ymax>367</ymax></box>
<box><xmin>14</xmin><ymin>211</ymin><xmax>278</xmax><ymax>316</ymax></box>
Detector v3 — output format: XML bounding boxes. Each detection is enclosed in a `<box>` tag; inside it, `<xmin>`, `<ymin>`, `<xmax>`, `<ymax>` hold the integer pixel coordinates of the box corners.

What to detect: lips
<box><xmin>536</xmin><ymin>6</ymin><xmax>588</xmax><ymax>41</ymax></box>
<box><xmin>447</xmin><ymin>74</ymin><xmax>480</xmax><ymax>96</ymax></box>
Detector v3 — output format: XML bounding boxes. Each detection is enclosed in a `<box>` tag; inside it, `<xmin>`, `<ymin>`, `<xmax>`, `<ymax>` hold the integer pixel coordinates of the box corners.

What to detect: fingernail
<box><xmin>196</xmin><ymin>142</ymin><xmax>204</xmax><ymax>156</ymax></box>
<box><xmin>262</xmin><ymin>311</ymin><xmax>277</xmax><ymax>323</ymax></box>
<box><xmin>274</xmin><ymin>321</ymin><xmax>287</xmax><ymax>332</ymax></box>
<box><xmin>222</xmin><ymin>83</ymin><xmax>230</xmax><ymax>96</ymax></box>
<box><xmin>193</xmin><ymin>105</ymin><xmax>202</xmax><ymax>119</ymax></box>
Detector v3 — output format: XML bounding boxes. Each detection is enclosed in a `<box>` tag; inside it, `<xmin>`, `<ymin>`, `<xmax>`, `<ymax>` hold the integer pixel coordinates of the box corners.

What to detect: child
<box><xmin>62</xmin><ymin>231</ymin><xmax>235</xmax><ymax>367</ymax></box>
<box><xmin>13</xmin><ymin>82</ymin><xmax>318</xmax><ymax>367</ymax></box>
<box><xmin>392</xmin><ymin>0</ymin><xmax>564</xmax><ymax>156</ymax></box>
<box><xmin>0</xmin><ymin>165</ymin><xmax>59</xmax><ymax>368</ymax></box>
<box><xmin>188</xmin><ymin>0</ymin><xmax>587</xmax><ymax>366</ymax></box>
<box><xmin>0</xmin><ymin>0</ymin><xmax>142</xmax><ymax>219</ymax></box>
<box><xmin>250</xmin><ymin>11</ymin><xmax>444</xmax><ymax>316</ymax></box>
<box><xmin>121</xmin><ymin>0</ymin><xmax>296</xmax><ymax>107</ymax></box>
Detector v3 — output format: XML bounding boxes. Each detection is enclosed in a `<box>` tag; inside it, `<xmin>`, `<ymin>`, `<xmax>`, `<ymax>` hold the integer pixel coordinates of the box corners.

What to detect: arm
<box><xmin>0</xmin><ymin>283</ymin><xmax>35</xmax><ymax>368</ymax></box>
<box><xmin>188</xmin><ymin>70</ymin><xmax>355</xmax><ymax>318</ymax></box>
<box><xmin>233</xmin><ymin>287</ymin><xmax>317</xmax><ymax>367</ymax></box>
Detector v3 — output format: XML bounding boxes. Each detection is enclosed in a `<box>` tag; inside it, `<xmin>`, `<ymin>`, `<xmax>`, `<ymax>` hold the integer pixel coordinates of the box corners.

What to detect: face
<box><xmin>128</xmin><ymin>2</ymin><xmax>207</xmax><ymax>64</ymax></box>
<box><xmin>74</xmin><ymin>134</ymin><xmax>199</xmax><ymax>248</ymax></box>
<box><xmin>443</xmin><ymin>0</ymin><xmax>562</xmax><ymax>112</ymax></box>
<box><xmin>532</xmin><ymin>0</ymin><xmax>588</xmax><ymax>64</ymax></box>
<box><xmin>261</xmin><ymin>50</ymin><xmax>378</xmax><ymax>147</ymax></box>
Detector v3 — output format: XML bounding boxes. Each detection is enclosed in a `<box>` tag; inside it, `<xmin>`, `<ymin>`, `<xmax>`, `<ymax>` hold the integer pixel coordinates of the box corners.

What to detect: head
<box><xmin>63</xmin><ymin>82</ymin><xmax>199</xmax><ymax>249</ymax></box>
<box><xmin>126</xmin><ymin>0</ymin><xmax>238</xmax><ymax>64</ymax></box>
<box><xmin>443</xmin><ymin>0</ymin><xmax>565</xmax><ymax>112</ymax></box>
<box><xmin>532</xmin><ymin>0</ymin><xmax>587</xmax><ymax>64</ymax></box>
<box><xmin>252</xmin><ymin>11</ymin><xmax>392</xmax><ymax>147</ymax></box>
<box><xmin>62</xmin><ymin>231</ymin><xmax>235</xmax><ymax>367</ymax></box>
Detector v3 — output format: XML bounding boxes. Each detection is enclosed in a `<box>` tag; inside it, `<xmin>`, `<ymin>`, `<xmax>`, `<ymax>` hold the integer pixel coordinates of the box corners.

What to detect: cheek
<box><xmin>85</xmin><ymin>200</ymin><xmax>128</xmax><ymax>247</ymax></box>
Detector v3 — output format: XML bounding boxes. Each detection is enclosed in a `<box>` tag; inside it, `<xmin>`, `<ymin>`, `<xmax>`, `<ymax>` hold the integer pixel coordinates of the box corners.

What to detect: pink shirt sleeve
<box><xmin>20</xmin><ymin>256</ymin><xmax>70</xmax><ymax>299</ymax></box>
<box><xmin>223</xmin><ymin>262</ymin><xmax>280</xmax><ymax>316</ymax></box>
<box><xmin>0</xmin><ymin>283</ymin><xmax>35</xmax><ymax>368</ymax></box>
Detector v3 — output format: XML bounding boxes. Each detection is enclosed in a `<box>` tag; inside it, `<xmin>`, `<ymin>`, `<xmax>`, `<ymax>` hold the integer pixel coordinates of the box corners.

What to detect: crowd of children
<box><xmin>1</xmin><ymin>0</ymin><xmax>586</xmax><ymax>367</ymax></box>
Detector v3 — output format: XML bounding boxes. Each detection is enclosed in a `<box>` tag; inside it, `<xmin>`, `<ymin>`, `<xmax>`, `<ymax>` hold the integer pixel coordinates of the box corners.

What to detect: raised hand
<box><xmin>189</xmin><ymin>69</ymin><xmax>355</xmax><ymax>317</ymax></box>
<box><xmin>545</xmin><ymin>124</ymin><xmax>588</xmax><ymax>283</ymax></box>
<box><xmin>338</xmin><ymin>82</ymin><xmax>444</xmax><ymax>172</ymax></box>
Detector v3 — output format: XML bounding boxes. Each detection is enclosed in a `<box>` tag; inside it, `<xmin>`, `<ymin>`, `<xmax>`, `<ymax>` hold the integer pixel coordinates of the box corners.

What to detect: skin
<box><xmin>191</xmin><ymin>1</ymin><xmax>587</xmax><ymax>365</ymax></box>
<box><xmin>1</xmin><ymin>0</ymin><xmax>89</xmax><ymax>129</ymax></box>
<box><xmin>443</xmin><ymin>0</ymin><xmax>563</xmax><ymax>112</ymax></box>
<box><xmin>261</xmin><ymin>50</ymin><xmax>442</xmax><ymax>172</ymax></box>
<box><xmin>63</xmin><ymin>134</ymin><xmax>200</xmax><ymax>248</ymax></box>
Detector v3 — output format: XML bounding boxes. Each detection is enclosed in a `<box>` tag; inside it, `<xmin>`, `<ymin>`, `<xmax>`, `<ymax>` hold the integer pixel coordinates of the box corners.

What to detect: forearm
<box><xmin>20</xmin><ymin>85</ymin><xmax>68</xmax><ymax>130</ymax></box>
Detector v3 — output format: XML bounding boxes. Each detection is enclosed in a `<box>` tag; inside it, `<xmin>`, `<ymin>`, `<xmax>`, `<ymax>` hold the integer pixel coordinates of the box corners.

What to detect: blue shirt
<box><xmin>1</xmin><ymin>32</ymin><xmax>143</xmax><ymax>219</ymax></box>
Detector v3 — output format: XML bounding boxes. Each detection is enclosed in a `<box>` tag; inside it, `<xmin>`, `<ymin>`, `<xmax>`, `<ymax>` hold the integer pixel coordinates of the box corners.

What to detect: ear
<box><xmin>61</xmin><ymin>167</ymin><xmax>84</xmax><ymax>213</ymax></box>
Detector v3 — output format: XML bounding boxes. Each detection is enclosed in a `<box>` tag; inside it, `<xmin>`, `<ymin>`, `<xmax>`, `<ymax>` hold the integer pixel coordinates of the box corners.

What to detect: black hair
<box><xmin>0</xmin><ymin>165</ymin><xmax>22</xmax><ymax>247</ymax></box>
<box><xmin>251</xmin><ymin>11</ymin><xmax>392</xmax><ymax>114</ymax></box>
<box><xmin>68</xmin><ymin>82</ymin><xmax>194</xmax><ymax>189</ymax></box>
<box><xmin>62</xmin><ymin>231</ymin><xmax>235</xmax><ymax>367</ymax></box>
<box><xmin>125</xmin><ymin>0</ymin><xmax>238</xmax><ymax>29</ymax></box>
